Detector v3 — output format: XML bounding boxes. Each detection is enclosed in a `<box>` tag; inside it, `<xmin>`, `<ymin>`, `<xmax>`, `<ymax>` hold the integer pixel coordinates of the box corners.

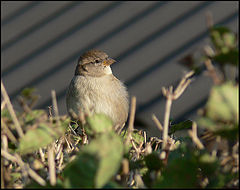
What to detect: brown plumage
<box><xmin>66</xmin><ymin>49</ymin><xmax>129</xmax><ymax>128</ymax></box>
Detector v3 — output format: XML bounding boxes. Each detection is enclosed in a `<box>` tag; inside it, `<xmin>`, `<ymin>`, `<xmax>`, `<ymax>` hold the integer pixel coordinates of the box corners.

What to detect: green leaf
<box><xmin>210</xmin><ymin>26</ymin><xmax>232</xmax><ymax>52</ymax></box>
<box><xmin>144</xmin><ymin>152</ymin><xmax>163</xmax><ymax>171</ymax></box>
<box><xmin>198</xmin><ymin>153</ymin><xmax>219</xmax><ymax>177</ymax></box>
<box><xmin>63</xmin><ymin>133</ymin><xmax>124</xmax><ymax>188</ymax></box>
<box><xmin>85</xmin><ymin>113</ymin><xmax>113</xmax><ymax>135</ymax></box>
<box><xmin>153</xmin><ymin>158</ymin><xmax>198</xmax><ymax>188</ymax></box>
<box><xmin>198</xmin><ymin>117</ymin><xmax>217</xmax><ymax>129</ymax></box>
<box><xmin>213</xmin><ymin>49</ymin><xmax>239</xmax><ymax>66</ymax></box>
<box><xmin>169</xmin><ymin>120</ymin><xmax>193</xmax><ymax>135</ymax></box>
<box><xmin>213</xmin><ymin>124</ymin><xmax>238</xmax><ymax>139</ymax></box>
<box><xmin>18</xmin><ymin>119</ymin><xmax>69</xmax><ymax>155</ymax></box>
<box><xmin>25</xmin><ymin>179</ymin><xmax>64</xmax><ymax>188</ymax></box>
<box><xmin>198</xmin><ymin>117</ymin><xmax>238</xmax><ymax>139</ymax></box>
<box><xmin>206</xmin><ymin>82</ymin><xmax>239</xmax><ymax>123</ymax></box>
<box><xmin>24</xmin><ymin>109</ymin><xmax>46</xmax><ymax>125</ymax></box>
<box><xmin>21</xmin><ymin>87</ymin><xmax>37</xmax><ymax>99</ymax></box>
<box><xmin>103</xmin><ymin>181</ymin><xmax>122</xmax><ymax>188</ymax></box>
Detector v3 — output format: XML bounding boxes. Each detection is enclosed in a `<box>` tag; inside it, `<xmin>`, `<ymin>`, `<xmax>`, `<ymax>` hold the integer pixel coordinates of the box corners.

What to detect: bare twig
<box><xmin>1</xmin><ymin>161</ymin><xmax>4</xmax><ymax>188</ymax></box>
<box><xmin>48</xmin><ymin>143</ymin><xmax>56</xmax><ymax>186</ymax></box>
<box><xmin>205</xmin><ymin>11</ymin><xmax>213</xmax><ymax>29</ymax></box>
<box><xmin>1</xmin><ymin>150</ymin><xmax>46</xmax><ymax>186</ymax></box>
<box><xmin>134</xmin><ymin>170</ymin><xmax>146</xmax><ymax>188</ymax></box>
<box><xmin>55</xmin><ymin>137</ymin><xmax>64</xmax><ymax>161</ymax></box>
<box><xmin>204</xmin><ymin>59</ymin><xmax>222</xmax><ymax>85</ymax></box>
<box><xmin>188</xmin><ymin>122</ymin><xmax>204</xmax><ymax>150</ymax></box>
<box><xmin>1</xmin><ymin>81</ymin><xmax>24</xmax><ymax>138</ymax></box>
<box><xmin>1</xmin><ymin>118</ymin><xmax>18</xmax><ymax>144</ymax></box>
<box><xmin>152</xmin><ymin>114</ymin><xmax>163</xmax><ymax>131</ymax></box>
<box><xmin>125</xmin><ymin>96</ymin><xmax>136</xmax><ymax>145</ymax></box>
<box><xmin>17</xmin><ymin>96</ymin><xmax>31</xmax><ymax>113</ymax></box>
<box><xmin>1</xmin><ymin>149</ymin><xmax>18</xmax><ymax>162</ymax></box>
<box><xmin>64</xmin><ymin>137</ymin><xmax>73</xmax><ymax>152</ymax></box>
<box><xmin>162</xmin><ymin>71</ymin><xmax>194</xmax><ymax>149</ymax></box>
<box><xmin>39</xmin><ymin>148</ymin><xmax>45</xmax><ymax>163</ymax></box>
<box><xmin>58</xmin><ymin>152</ymin><xmax>64</xmax><ymax>171</ymax></box>
<box><xmin>122</xmin><ymin>158</ymin><xmax>129</xmax><ymax>176</ymax></box>
<box><xmin>51</xmin><ymin>90</ymin><xmax>60</xmax><ymax>123</ymax></box>
<box><xmin>1</xmin><ymin>100</ymin><xmax>6</xmax><ymax>110</ymax></box>
<box><xmin>162</xmin><ymin>97</ymin><xmax>172</xmax><ymax>149</ymax></box>
<box><xmin>68</xmin><ymin>123</ymin><xmax>78</xmax><ymax>136</ymax></box>
<box><xmin>2</xmin><ymin>135</ymin><xmax>8</xmax><ymax>152</ymax></box>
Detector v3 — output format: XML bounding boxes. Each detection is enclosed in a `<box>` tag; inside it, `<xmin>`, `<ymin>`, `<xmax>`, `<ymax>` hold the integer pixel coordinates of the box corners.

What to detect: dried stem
<box><xmin>39</xmin><ymin>148</ymin><xmax>45</xmax><ymax>163</ymax></box>
<box><xmin>125</xmin><ymin>96</ymin><xmax>136</xmax><ymax>146</ymax></box>
<box><xmin>162</xmin><ymin>71</ymin><xmax>194</xmax><ymax>149</ymax></box>
<box><xmin>1</xmin><ymin>81</ymin><xmax>24</xmax><ymax>138</ymax></box>
<box><xmin>188</xmin><ymin>122</ymin><xmax>204</xmax><ymax>150</ymax></box>
<box><xmin>205</xmin><ymin>11</ymin><xmax>213</xmax><ymax>29</ymax></box>
<box><xmin>1</xmin><ymin>100</ymin><xmax>6</xmax><ymax>110</ymax></box>
<box><xmin>1</xmin><ymin>149</ymin><xmax>18</xmax><ymax>162</ymax></box>
<box><xmin>152</xmin><ymin>114</ymin><xmax>163</xmax><ymax>131</ymax></box>
<box><xmin>48</xmin><ymin>143</ymin><xmax>56</xmax><ymax>186</ymax></box>
<box><xmin>1</xmin><ymin>118</ymin><xmax>18</xmax><ymax>144</ymax></box>
<box><xmin>1</xmin><ymin>150</ymin><xmax>46</xmax><ymax>186</ymax></box>
<box><xmin>162</xmin><ymin>98</ymin><xmax>172</xmax><ymax>149</ymax></box>
<box><xmin>51</xmin><ymin>90</ymin><xmax>60</xmax><ymax>124</ymax></box>
<box><xmin>204</xmin><ymin>59</ymin><xmax>222</xmax><ymax>85</ymax></box>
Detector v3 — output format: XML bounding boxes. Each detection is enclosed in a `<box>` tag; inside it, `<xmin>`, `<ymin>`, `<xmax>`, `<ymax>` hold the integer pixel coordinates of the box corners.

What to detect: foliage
<box><xmin>1</xmin><ymin>25</ymin><xmax>238</xmax><ymax>189</ymax></box>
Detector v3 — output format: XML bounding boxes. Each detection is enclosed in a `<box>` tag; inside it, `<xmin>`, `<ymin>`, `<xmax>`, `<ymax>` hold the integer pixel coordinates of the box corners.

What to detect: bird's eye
<box><xmin>95</xmin><ymin>59</ymin><xmax>100</xmax><ymax>63</ymax></box>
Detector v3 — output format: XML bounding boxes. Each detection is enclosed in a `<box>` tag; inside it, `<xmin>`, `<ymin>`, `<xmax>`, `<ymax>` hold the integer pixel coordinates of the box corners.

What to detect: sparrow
<box><xmin>66</xmin><ymin>49</ymin><xmax>129</xmax><ymax>129</ymax></box>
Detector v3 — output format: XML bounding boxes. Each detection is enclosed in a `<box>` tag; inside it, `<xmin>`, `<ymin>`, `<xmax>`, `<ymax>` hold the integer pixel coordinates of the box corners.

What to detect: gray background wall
<box><xmin>1</xmin><ymin>1</ymin><xmax>239</xmax><ymax>136</ymax></box>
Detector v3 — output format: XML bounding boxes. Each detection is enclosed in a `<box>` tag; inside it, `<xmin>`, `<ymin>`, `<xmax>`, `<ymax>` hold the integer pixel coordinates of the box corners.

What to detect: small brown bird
<box><xmin>66</xmin><ymin>49</ymin><xmax>129</xmax><ymax>129</ymax></box>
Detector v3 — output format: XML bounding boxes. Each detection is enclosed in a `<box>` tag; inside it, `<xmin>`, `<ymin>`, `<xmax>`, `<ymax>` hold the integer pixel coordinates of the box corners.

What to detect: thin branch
<box><xmin>39</xmin><ymin>148</ymin><xmax>45</xmax><ymax>163</ymax></box>
<box><xmin>1</xmin><ymin>150</ymin><xmax>46</xmax><ymax>186</ymax></box>
<box><xmin>204</xmin><ymin>59</ymin><xmax>222</xmax><ymax>85</ymax></box>
<box><xmin>188</xmin><ymin>122</ymin><xmax>204</xmax><ymax>150</ymax></box>
<box><xmin>1</xmin><ymin>100</ymin><xmax>6</xmax><ymax>110</ymax></box>
<box><xmin>173</xmin><ymin>70</ymin><xmax>194</xmax><ymax>100</ymax></box>
<box><xmin>68</xmin><ymin>123</ymin><xmax>78</xmax><ymax>136</ymax></box>
<box><xmin>152</xmin><ymin>114</ymin><xmax>163</xmax><ymax>131</ymax></box>
<box><xmin>1</xmin><ymin>81</ymin><xmax>24</xmax><ymax>138</ymax></box>
<box><xmin>162</xmin><ymin>71</ymin><xmax>194</xmax><ymax>149</ymax></box>
<box><xmin>15</xmin><ymin>153</ymin><xmax>46</xmax><ymax>186</ymax></box>
<box><xmin>51</xmin><ymin>90</ymin><xmax>60</xmax><ymax>124</ymax></box>
<box><xmin>125</xmin><ymin>96</ymin><xmax>136</xmax><ymax>146</ymax></box>
<box><xmin>48</xmin><ymin>143</ymin><xmax>56</xmax><ymax>186</ymax></box>
<box><xmin>162</xmin><ymin>98</ymin><xmax>172</xmax><ymax>149</ymax></box>
<box><xmin>205</xmin><ymin>11</ymin><xmax>213</xmax><ymax>29</ymax></box>
<box><xmin>1</xmin><ymin>149</ymin><xmax>18</xmax><ymax>162</ymax></box>
<box><xmin>1</xmin><ymin>118</ymin><xmax>18</xmax><ymax>144</ymax></box>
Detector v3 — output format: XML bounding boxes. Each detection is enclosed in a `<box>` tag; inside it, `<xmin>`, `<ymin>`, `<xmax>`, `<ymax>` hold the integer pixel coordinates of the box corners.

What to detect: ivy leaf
<box><xmin>18</xmin><ymin>119</ymin><xmax>69</xmax><ymax>155</ymax></box>
<box><xmin>63</xmin><ymin>133</ymin><xmax>123</xmax><ymax>188</ymax></box>
<box><xmin>206</xmin><ymin>82</ymin><xmax>238</xmax><ymax>123</ymax></box>
<box><xmin>169</xmin><ymin>120</ymin><xmax>193</xmax><ymax>135</ymax></box>
<box><xmin>213</xmin><ymin>49</ymin><xmax>239</xmax><ymax>66</ymax></box>
<box><xmin>84</xmin><ymin>113</ymin><xmax>113</xmax><ymax>136</ymax></box>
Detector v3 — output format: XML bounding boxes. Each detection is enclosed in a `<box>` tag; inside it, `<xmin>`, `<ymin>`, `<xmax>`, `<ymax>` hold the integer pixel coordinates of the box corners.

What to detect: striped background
<box><xmin>1</xmin><ymin>1</ymin><xmax>238</xmax><ymax>136</ymax></box>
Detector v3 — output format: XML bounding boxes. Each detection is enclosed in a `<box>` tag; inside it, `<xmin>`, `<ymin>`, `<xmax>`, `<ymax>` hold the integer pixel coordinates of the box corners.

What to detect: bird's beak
<box><xmin>102</xmin><ymin>58</ymin><xmax>116</xmax><ymax>66</ymax></box>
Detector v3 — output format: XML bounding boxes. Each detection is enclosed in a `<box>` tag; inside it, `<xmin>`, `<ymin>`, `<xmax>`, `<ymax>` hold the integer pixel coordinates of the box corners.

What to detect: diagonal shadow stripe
<box><xmin>1</xmin><ymin>1</ymin><xmax>81</xmax><ymax>52</ymax></box>
<box><xmin>135</xmin><ymin>80</ymin><xmax>180</xmax><ymax>114</ymax></box>
<box><xmin>114</xmin><ymin>1</ymin><xmax>213</xmax><ymax>62</ymax></box>
<box><xmin>2</xmin><ymin>2</ymin><xmax>122</xmax><ymax>77</ymax></box>
<box><xmin>8</xmin><ymin>1</ymin><xmax>167</xmax><ymax>100</ymax></box>
<box><xmin>174</xmin><ymin>96</ymin><xmax>208</xmax><ymax>123</ymax></box>
<box><xmin>36</xmin><ymin>10</ymin><xmax>238</xmax><ymax>110</ymax></box>
<box><xmin>135</xmin><ymin>64</ymin><xmax>207</xmax><ymax>114</ymax></box>
<box><xmin>1</xmin><ymin>1</ymin><xmax>40</xmax><ymax>26</ymax></box>
<box><xmin>125</xmin><ymin>11</ymin><xmax>239</xmax><ymax>87</ymax></box>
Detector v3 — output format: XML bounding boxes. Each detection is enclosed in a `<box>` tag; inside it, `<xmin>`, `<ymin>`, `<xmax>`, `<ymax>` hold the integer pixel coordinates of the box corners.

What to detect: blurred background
<box><xmin>1</xmin><ymin>1</ymin><xmax>238</xmax><ymax>136</ymax></box>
